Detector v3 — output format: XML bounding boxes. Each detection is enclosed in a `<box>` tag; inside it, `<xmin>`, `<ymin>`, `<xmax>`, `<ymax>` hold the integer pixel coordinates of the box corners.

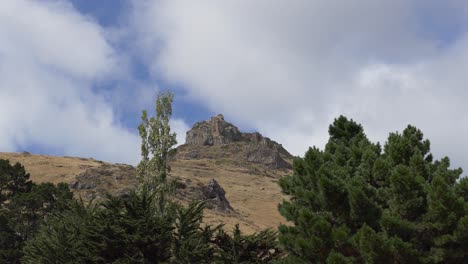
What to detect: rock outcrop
<box><xmin>246</xmin><ymin>145</ymin><xmax>291</xmax><ymax>169</ymax></box>
<box><xmin>175</xmin><ymin>177</ymin><xmax>233</xmax><ymax>212</ymax></box>
<box><xmin>182</xmin><ymin>114</ymin><xmax>292</xmax><ymax>169</ymax></box>
<box><xmin>69</xmin><ymin>164</ymin><xmax>136</xmax><ymax>199</ymax></box>
<box><xmin>186</xmin><ymin>114</ymin><xmax>242</xmax><ymax>146</ymax></box>
<box><xmin>69</xmin><ymin>164</ymin><xmax>234</xmax><ymax>213</ymax></box>
<box><xmin>200</xmin><ymin>179</ymin><xmax>233</xmax><ymax>212</ymax></box>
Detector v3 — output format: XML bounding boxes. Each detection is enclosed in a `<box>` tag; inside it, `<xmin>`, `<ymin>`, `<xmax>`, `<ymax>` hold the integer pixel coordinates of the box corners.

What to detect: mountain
<box><xmin>0</xmin><ymin>115</ymin><xmax>292</xmax><ymax>233</ymax></box>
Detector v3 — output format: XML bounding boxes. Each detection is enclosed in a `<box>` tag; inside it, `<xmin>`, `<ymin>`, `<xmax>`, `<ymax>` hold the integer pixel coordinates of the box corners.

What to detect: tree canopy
<box><xmin>137</xmin><ymin>90</ymin><xmax>177</xmax><ymax>186</ymax></box>
<box><xmin>278</xmin><ymin>116</ymin><xmax>468</xmax><ymax>263</ymax></box>
<box><xmin>0</xmin><ymin>159</ymin><xmax>73</xmax><ymax>263</ymax></box>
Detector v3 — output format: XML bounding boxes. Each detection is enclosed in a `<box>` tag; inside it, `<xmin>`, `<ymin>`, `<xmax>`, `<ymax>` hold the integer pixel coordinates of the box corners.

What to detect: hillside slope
<box><xmin>0</xmin><ymin>115</ymin><xmax>292</xmax><ymax>233</ymax></box>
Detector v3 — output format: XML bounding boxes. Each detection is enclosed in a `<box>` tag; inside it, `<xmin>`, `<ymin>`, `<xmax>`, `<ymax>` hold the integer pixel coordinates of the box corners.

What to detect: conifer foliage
<box><xmin>0</xmin><ymin>159</ymin><xmax>73</xmax><ymax>263</ymax></box>
<box><xmin>21</xmin><ymin>186</ymin><xmax>281</xmax><ymax>263</ymax></box>
<box><xmin>22</xmin><ymin>186</ymin><xmax>176</xmax><ymax>263</ymax></box>
<box><xmin>278</xmin><ymin>116</ymin><xmax>468</xmax><ymax>263</ymax></box>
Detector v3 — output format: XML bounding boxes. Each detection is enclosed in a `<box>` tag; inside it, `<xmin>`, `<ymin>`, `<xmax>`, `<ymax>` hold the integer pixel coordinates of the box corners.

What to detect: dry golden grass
<box><xmin>171</xmin><ymin>158</ymin><xmax>290</xmax><ymax>233</ymax></box>
<box><xmin>0</xmin><ymin>151</ymin><xmax>291</xmax><ymax>234</ymax></box>
<box><xmin>0</xmin><ymin>152</ymin><xmax>102</xmax><ymax>184</ymax></box>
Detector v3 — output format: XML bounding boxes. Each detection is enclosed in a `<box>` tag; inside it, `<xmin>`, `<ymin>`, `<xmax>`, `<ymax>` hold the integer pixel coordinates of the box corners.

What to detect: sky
<box><xmin>1</xmin><ymin>0</ymin><xmax>468</xmax><ymax>172</ymax></box>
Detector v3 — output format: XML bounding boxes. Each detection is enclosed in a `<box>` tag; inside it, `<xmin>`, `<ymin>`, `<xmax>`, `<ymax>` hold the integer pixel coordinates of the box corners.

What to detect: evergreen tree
<box><xmin>0</xmin><ymin>159</ymin><xmax>32</xmax><ymax>203</ymax></box>
<box><xmin>172</xmin><ymin>201</ymin><xmax>219</xmax><ymax>263</ymax></box>
<box><xmin>22</xmin><ymin>186</ymin><xmax>176</xmax><ymax>263</ymax></box>
<box><xmin>0</xmin><ymin>159</ymin><xmax>73</xmax><ymax>263</ymax></box>
<box><xmin>215</xmin><ymin>225</ymin><xmax>281</xmax><ymax>263</ymax></box>
<box><xmin>22</xmin><ymin>189</ymin><xmax>282</xmax><ymax>263</ymax></box>
<box><xmin>278</xmin><ymin>116</ymin><xmax>468</xmax><ymax>263</ymax></box>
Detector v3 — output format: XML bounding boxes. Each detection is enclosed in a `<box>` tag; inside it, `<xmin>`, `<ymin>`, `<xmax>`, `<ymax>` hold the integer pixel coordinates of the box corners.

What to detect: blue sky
<box><xmin>70</xmin><ymin>0</ymin><xmax>214</xmax><ymax>127</ymax></box>
<box><xmin>1</xmin><ymin>0</ymin><xmax>468</xmax><ymax>172</ymax></box>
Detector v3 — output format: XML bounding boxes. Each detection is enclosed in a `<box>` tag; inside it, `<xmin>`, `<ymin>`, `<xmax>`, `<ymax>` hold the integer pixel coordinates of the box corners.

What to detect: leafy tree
<box><xmin>278</xmin><ymin>116</ymin><xmax>468</xmax><ymax>263</ymax></box>
<box><xmin>137</xmin><ymin>90</ymin><xmax>177</xmax><ymax>186</ymax></box>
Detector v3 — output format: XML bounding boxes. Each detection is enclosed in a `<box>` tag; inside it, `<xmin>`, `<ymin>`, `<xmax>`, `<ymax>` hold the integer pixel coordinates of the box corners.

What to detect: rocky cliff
<box><xmin>182</xmin><ymin>114</ymin><xmax>292</xmax><ymax>169</ymax></box>
<box><xmin>186</xmin><ymin>114</ymin><xmax>242</xmax><ymax>146</ymax></box>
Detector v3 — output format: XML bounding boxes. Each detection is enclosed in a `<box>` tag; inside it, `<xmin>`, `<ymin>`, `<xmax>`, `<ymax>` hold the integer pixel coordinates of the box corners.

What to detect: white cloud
<box><xmin>170</xmin><ymin>118</ymin><xmax>190</xmax><ymax>146</ymax></box>
<box><xmin>0</xmin><ymin>0</ymin><xmax>140</xmax><ymax>164</ymax></box>
<box><xmin>132</xmin><ymin>0</ymin><xmax>468</xmax><ymax>171</ymax></box>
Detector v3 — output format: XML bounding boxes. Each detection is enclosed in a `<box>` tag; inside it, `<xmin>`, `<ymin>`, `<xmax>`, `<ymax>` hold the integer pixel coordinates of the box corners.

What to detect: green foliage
<box><xmin>214</xmin><ymin>225</ymin><xmax>280</xmax><ymax>263</ymax></box>
<box><xmin>23</xmin><ymin>186</ymin><xmax>175</xmax><ymax>263</ymax></box>
<box><xmin>0</xmin><ymin>159</ymin><xmax>73</xmax><ymax>263</ymax></box>
<box><xmin>137</xmin><ymin>90</ymin><xmax>177</xmax><ymax>186</ymax></box>
<box><xmin>172</xmin><ymin>201</ymin><xmax>219</xmax><ymax>263</ymax></box>
<box><xmin>0</xmin><ymin>211</ymin><xmax>22</xmax><ymax>264</ymax></box>
<box><xmin>278</xmin><ymin>116</ymin><xmax>468</xmax><ymax>263</ymax></box>
<box><xmin>22</xmin><ymin>186</ymin><xmax>282</xmax><ymax>263</ymax></box>
<box><xmin>0</xmin><ymin>159</ymin><xmax>32</xmax><ymax>203</ymax></box>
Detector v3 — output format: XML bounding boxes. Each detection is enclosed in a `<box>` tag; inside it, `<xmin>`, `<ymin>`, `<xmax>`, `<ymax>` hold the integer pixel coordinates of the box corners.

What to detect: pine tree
<box><xmin>278</xmin><ymin>116</ymin><xmax>468</xmax><ymax>263</ymax></box>
<box><xmin>214</xmin><ymin>225</ymin><xmax>281</xmax><ymax>263</ymax></box>
<box><xmin>22</xmin><ymin>187</ymin><xmax>176</xmax><ymax>263</ymax></box>
<box><xmin>171</xmin><ymin>201</ymin><xmax>219</xmax><ymax>263</ymax></box>
<box><xmin>0</xmin><ymin>159</ymin><xmax>73</xmax><ymax>263</ymax></box>
<box><xmin>0</xmin><ymin>159</ymin><xmax>32</xmax><ymax>203</ymax></box>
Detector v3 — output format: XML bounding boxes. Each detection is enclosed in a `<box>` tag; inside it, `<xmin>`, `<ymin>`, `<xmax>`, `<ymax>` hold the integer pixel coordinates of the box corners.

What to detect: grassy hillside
<box><xmin>0</xmin><ymin>150</ymin><xmax>290</xmax><ymax>233</ymax></box>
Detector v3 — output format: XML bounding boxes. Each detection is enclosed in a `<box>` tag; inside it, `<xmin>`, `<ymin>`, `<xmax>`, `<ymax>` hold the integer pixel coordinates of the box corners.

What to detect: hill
<box><xmin>0</xmin><ymin>115</ymin><xmax>292</xmax><ymax>233</ymax></box>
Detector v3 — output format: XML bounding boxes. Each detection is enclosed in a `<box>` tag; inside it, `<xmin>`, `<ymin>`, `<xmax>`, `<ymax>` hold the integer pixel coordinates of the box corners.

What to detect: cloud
<box><xmin>170</xmin><ymin>118</ymin><xmax>190</xmax><ymax>146</ymax></box>
<box><xmin>132</xmin><ymin>0</ymin><xmax>468</xmax><ymax>170</ymax></box>
<box><xmin>0</xmin><ymin>0</ymin><xmax>140</xmax><ymax>164</ymax></box>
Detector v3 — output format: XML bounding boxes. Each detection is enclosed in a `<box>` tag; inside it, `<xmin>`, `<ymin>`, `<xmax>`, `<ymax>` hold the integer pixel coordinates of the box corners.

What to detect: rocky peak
<box><xmin>183</xmin><ymin>114</ymin><xmax>293</xmax><ymax>169</ymax></box>
<box><xmin>186</xmin><ymin>114</ymin><xmax>242</xmax><ymax>146</ymax></box>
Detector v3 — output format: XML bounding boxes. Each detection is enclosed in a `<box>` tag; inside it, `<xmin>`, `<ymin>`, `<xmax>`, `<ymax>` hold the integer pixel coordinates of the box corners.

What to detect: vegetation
<box><xmin>278</xmin><ymin>116</ymin><xmax>468</xmax><ymax>263</ymax></box>
<box><xmin>137</xmin><ymin>90</ymin><xmax>177</xmax><ymax>186</ymax></box>
<box><xmin>0</xmin><ymin>159</ymin><xmax>73</xmax><ymax>263</ymax></box>
<box><xmin>21</xmin><ymin>186</ymin><xmax>280</xmax><ymax>263</ymax></box>
<box><xmin>2</xmin><ymin>90</ymin><xmax>467</xmax><ymax>263</ymax></box>
<box><xmin>13</xmin><ymin>91</ymin><xmax>281</xmax><ymax>263</ymax></box>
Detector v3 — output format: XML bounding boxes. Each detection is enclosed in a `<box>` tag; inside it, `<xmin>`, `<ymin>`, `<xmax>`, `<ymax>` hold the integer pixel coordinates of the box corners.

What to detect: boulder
<box><xmin>201</xmin><ymin>178</ymin><xmax>233</xmax><ymax>212</ymax></box>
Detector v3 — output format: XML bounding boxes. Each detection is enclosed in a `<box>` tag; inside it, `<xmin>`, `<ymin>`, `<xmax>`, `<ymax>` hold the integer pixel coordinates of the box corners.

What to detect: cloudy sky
<box><xmin>1</xmin><ymin>0</ymin><xmax>467</xmax><ymax>171</ymax></box>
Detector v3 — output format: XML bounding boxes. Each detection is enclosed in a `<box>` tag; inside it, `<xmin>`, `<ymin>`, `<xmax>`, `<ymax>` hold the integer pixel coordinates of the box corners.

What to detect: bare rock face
<box><xmin>186</xmin><ymin>114</ymin><xmax>242</xmax><ymax>146</ymax></box>
<box><xmin>183</xmin><ymin>114</ymin><xmax>292</xmax><ymax>169</ymax></box>
<box><xmin>246</xmin><ymin>145</ymin><xmax>291</xmax><ymax>169</ymax></box>
<box><xmin>201</xmin><ymin>179</ymin><xmax>233</xmax><ymax>212</ymax></box>
<box><xmin>175</xmin><ymin>178</ymin><xmax>234</xmax><ymax>212</ymax></box>
<box><xmin>69</xmin><ymin>164</ymin><xmax>136</xmax><ymax>196</ymax></box>
<box><xmin>244</xmin><ymin>132</ymin><xmax>292</xmax><ymax>169</ymax></box>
